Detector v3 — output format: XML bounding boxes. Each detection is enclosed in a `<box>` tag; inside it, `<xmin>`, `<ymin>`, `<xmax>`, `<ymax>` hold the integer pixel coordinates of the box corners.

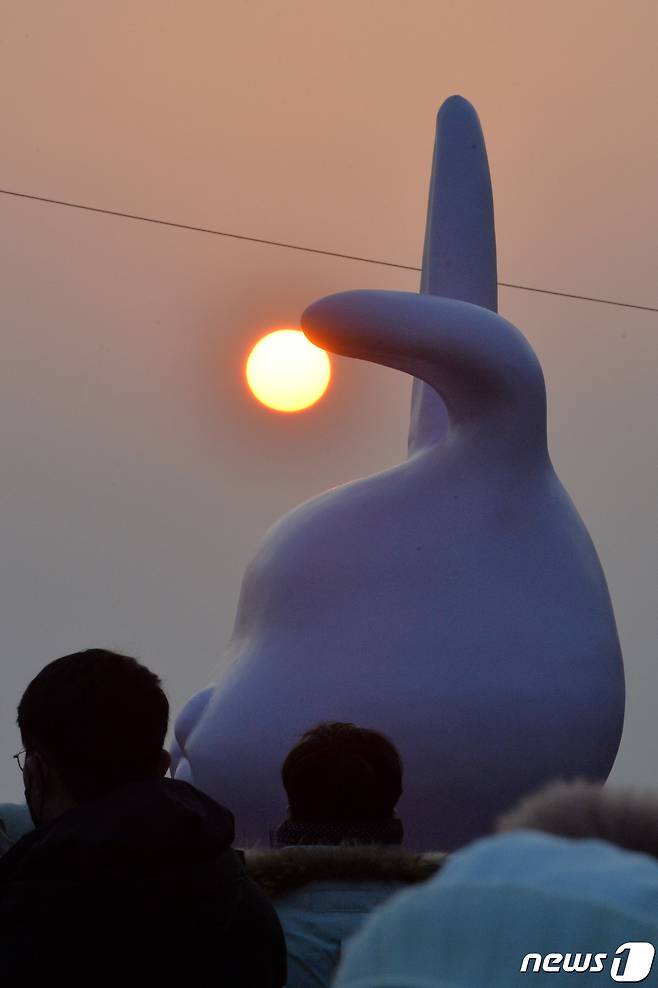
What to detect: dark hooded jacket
<box><xmin>0</xmin><ymin>778</ymin><xmax>286</xmax><ymax>988</ymax></box>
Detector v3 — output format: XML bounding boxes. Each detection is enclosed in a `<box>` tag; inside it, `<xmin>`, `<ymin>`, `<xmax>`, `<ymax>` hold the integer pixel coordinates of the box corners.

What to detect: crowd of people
<box><xmin>1</xmin><ymin>648</ymin><xmax>657</xmax><ymax>987</ymax></box>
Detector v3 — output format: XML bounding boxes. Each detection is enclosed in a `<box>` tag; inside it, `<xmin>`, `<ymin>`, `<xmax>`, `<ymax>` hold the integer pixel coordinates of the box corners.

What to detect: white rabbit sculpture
<box><xmin>172</xmin><ymin>96</ymin><xmax>624</xmax><ymax>850</ymax></box>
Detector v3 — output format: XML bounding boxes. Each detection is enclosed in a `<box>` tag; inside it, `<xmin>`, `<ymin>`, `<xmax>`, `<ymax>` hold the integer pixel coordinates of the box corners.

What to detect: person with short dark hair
<box><xmin>0</xmin><ymin>649</ymin><xmax>286</xmax><ymax>988</ymax></box>
<box><xmin>246</xmin><ymin>722</ymin><xmax>441</xmax><ymax>988</ymax></box>
<box><xmin>276</xmin><ymin>721</ymin><xmax>404</xmax><ymax>845</ymax></box>
<box><xmin>16</xmin><ymin>648</ymin><xmax>170</xmax><ymax>820</ymax></box>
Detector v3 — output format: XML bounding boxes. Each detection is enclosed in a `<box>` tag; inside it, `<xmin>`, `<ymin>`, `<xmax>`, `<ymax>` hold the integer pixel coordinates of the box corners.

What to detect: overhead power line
<box><xmin>1</xmin><ymin>187</ymin><xmax>656</xmax><ymax>314</ymax></box>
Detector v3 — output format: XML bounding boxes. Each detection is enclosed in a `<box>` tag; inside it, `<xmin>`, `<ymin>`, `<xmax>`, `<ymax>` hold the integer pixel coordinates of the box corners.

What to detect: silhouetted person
<box><xmin>0</xmin><ymin>649</ymin><xmax>286</xmax><ymax>988</ymax></box>
<box><xmin>247</xmin><ymin>722</ymin><xmax>441</xmax><ymax>988</ymax></box>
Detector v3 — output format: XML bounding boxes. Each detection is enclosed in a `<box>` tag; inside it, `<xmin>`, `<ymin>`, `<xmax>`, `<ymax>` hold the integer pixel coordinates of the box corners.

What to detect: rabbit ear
<box><xmin>409</xmin><ymin>95</ymin><xmax>498</xmax><ymax>456</ymax></box>
<box><xmin>303</xmin><ymin>289</ymin><xmax>545</xmax><ymax>455</ymax></box>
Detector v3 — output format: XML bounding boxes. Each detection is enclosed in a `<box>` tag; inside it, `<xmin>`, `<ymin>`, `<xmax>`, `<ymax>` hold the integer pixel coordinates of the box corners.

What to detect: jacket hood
<box><xmin>0</xmin><ymin>780</ymin><xmax>289</xmax><ymax>988</ymax></box>
<box><xmin>0</xmin><ymin>777</ymin><xmax>235</xmax><ymax>886</ymax></box>
<box><xmin>246</xmin><ymin>845</ymin><xmax>444</xmax><ymax>897</ymax></box>
<box><xmin>333</xmin><ymin>832</ymin><xmax>658</xmax><ymax>987</ymax></box>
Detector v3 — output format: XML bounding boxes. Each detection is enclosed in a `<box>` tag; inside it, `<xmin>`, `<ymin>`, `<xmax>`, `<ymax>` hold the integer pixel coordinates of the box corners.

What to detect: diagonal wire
<box><xmin>1</xmin><ymin>187</ymin><xmax>656</xmax><ymax>314</ymax></box>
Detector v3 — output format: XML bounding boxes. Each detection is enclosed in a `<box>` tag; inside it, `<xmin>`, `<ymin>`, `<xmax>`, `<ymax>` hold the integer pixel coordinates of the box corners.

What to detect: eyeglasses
<box><xmin>13</xmin><ymin>749</ymin><xmax>28</xmax><ymax>772</ymax></box>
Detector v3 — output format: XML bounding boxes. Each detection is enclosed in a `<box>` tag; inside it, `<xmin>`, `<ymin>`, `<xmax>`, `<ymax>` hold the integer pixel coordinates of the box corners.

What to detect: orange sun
<box><xmin>245</xmin><ymin>329</ymin><xmax>332</xmax><ymax>412</ymax></box>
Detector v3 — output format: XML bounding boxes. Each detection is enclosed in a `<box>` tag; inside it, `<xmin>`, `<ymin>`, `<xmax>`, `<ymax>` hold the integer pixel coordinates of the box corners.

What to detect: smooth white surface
<box><xmin>174</xmin><ymin>287</ymin><xmax>625</xmax><ymax>849</ymax></box>
<box><xmin>0</xmin><ymin>1</ymin><xmax>656</xmax><ymax>804</ymax></box>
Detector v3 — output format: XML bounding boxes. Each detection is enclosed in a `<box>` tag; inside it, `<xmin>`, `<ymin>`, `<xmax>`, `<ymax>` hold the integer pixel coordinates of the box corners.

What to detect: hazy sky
<box><xmin>0</xmin><ymin>1</ymin><xmax>656</xmax><ymax>802</ymax></box>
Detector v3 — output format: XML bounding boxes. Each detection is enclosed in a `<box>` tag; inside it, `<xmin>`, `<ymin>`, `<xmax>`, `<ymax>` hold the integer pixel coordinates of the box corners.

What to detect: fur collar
<box><xmin>244</xmin><ymin>845</ymin><xmax>445</xmax><ymax>898</ymax></box>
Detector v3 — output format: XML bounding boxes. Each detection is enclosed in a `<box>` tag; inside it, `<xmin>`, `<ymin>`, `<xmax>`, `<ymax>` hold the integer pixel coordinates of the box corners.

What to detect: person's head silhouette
<box><xmin>17</xmin><ymin>648</ymin><xmax>169</xmax><ymax>826</ymax></box>
<box><xmin>274</xmin><ymin>721</ymin><xmax>403</xmax><ymax>846</ymax></box>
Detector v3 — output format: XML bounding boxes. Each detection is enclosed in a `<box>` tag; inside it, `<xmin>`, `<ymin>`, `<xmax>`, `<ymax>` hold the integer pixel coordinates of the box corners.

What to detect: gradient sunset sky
<box><xmin>0</xmin><ymin>1</ymin><xmax>656</xmax><ymax>800</ymax></box>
